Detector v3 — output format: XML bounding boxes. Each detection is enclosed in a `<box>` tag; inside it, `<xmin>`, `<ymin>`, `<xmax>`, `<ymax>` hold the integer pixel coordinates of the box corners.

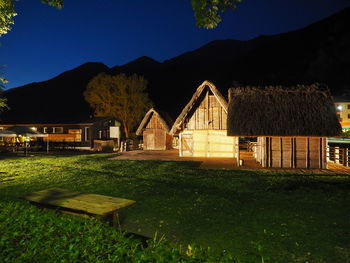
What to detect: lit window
<box><xmin>68</xmin><ymin>129</ymin><xmax>82</xmax><ymax>142</ymax></box>
<box><xmin>53</xmin><ymin>127</ymin><xmax>63</xmax><ymax>133</ymax></box>
<box><xmin>68</xmin><ymin>129</ymin><xmax>82</xmax><ymax>134</ymax></box>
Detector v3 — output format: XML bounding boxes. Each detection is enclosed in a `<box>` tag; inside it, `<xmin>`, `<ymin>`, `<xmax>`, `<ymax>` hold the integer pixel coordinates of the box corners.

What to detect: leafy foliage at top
<box><xmin>191</xmin><ymin>0</ymin><xmax>242</xmax><ymax>29</ymax></box>
<box><xmin>0</xmin><ymin>0</ymin><xmax>16</xmax><ymax>36</ymax></box>
<box><xmin>0</xmin><ymin>0</ymin><xmax>242</xmax><ymax>37</ymax></box>
<box><xmin>0</xmin><ymin>0</ymin><xmax>63</xmax><ymax>36</ymax></box>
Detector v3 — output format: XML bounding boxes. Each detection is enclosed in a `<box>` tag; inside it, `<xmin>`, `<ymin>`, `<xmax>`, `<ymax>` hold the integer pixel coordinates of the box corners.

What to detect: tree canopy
<box><xmin>84</xmin><ymin>73</ymin><xmax>152</xmax><ymax>138</ymax></box>
<box><xmin>0</xmin><ymin>0</ymin><xmax>241</xmax><ymax>36</ymax></box>
<box><xmin>192</xmin><ymin>0</ymin><xmax>242</xmax><ymax>29</ymax></box>
<box><xmin>0</xmin><ymin>0</ymin><xmax>63</xmax><ymax>36</ymax></box>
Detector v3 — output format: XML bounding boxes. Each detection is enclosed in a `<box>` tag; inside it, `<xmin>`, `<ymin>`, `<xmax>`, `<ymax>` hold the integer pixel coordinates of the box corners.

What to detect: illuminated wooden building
<box><xmin>227</xmin><ymin>84</ymin><xmax>341</xmax><ymax>168</ymax></box>
<box><xmin>170</xmin><ymin>80</ymin><xmax>237</xmax><ymax>158</ymax></box>
<box><xmin>136</xmin><ymin>108</ymin><xmax>173</xmax><ymax>150</ymax></box>
<box><xmin>0</xmin><ymin>117</ymin><xmax>120</xmax><ymax>150</ymax></box>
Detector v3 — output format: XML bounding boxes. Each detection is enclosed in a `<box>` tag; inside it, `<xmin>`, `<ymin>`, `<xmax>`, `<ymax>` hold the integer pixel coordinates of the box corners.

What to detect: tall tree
<box><xmin>84</xmin><ymin>73</ymin><xmax>152</xmax><ymax>138</ymax></box>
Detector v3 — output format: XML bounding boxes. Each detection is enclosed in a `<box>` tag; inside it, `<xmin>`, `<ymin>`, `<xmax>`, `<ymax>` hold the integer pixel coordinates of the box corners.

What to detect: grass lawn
<box><xmin>0</xmin><ymin>152</ymin><xmax>349</xmax><ymax>262</ymax></box>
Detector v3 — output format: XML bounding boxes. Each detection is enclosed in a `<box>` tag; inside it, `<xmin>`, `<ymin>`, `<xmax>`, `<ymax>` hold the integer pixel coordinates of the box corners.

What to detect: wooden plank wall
<box><xmin>186</xmin><ymin>94</ymin><xmax>227</xmax><ymax>130</ymax></box>
<box><xmin>143</xmin><ymin>129</ymin><xmax>167</xmax><ymax>150</ymax></box>
<box><xmin>146</xmin><ymin>114</ymin><xmax>165</xmax><ymax>130</ymax></box>
<box><xmin>259</xmin><ymin>136</ymin><xmax>326</xmax><ymax>168</ymax></box>
<box><xmin>143</xmin><ymin>113</ymin><xmax>173</xmax><ymax>150</ymax></box>
<box><xmin>44</xmin><ymin>134</ymin><xmax>80</xmax><ymax>142</ymax></box>
<box><xmin>181</xmin><ymin>130</ymin><xmax>235</xmax><ymax>157</ymax></box>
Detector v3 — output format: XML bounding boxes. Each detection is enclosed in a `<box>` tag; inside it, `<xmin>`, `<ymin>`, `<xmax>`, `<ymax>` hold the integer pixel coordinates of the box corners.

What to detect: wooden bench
<box><xmin>21</xmin><ymin>188</ymin><xmax>136</xmax><ymax>226</ymax></box>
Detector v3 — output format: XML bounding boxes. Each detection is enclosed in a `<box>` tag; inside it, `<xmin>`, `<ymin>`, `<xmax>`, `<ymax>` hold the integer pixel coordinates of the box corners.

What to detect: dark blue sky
<box><xmin>1</xmin><ymin>0</ymin><xmax>349</xmax><ymax>89</ymax></box>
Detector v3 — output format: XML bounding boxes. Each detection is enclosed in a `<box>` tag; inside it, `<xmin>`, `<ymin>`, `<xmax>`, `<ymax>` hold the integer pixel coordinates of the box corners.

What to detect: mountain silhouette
<box><xmin>1</xmin><ymin>7</ymin><xmax>349</xmax><ymax>124</ymax></box>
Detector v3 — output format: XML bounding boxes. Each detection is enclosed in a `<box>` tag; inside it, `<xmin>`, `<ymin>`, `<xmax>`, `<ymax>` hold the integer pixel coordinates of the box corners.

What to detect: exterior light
<box><xmin>337</xmin><ymin>105</ymin><xmax>343</xmax><ymax>111</ymax></box>
<box><xmin>31</xmin><ymin>127</ymin><xmax>37</xmax><ymax>131</ymax></box>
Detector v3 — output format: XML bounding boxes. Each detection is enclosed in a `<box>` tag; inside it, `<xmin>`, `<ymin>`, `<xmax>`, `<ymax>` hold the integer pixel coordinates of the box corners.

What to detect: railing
<box><xmin>327</xmin><ymin>146</ymin><xmax>350</xmax><ymax>166</ymax></box>
<box><xmin>245</xmin><ymin>143</ymin><xmax>350</xmax><ymax>167</ymax></box>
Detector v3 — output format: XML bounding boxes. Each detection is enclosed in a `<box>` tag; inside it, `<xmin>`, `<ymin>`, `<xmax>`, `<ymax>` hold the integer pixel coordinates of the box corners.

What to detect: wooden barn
<box><xmin>170</xmin><ymin>80</ymin><xmax>237</xmax><ymax>158</ymax></box>
<box><xmin>136</xmin><ymin>108</ymin><xmax>173</xmax><ymax>150</ymax></box>
<box><xmin>227</xmin><ymin>84</ymin><xmax>342</xmax><ymax>168</ymax></box>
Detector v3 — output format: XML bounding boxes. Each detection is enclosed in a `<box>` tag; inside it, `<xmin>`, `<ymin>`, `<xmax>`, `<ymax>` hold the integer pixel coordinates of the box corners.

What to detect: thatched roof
<box><xmin>136</xmin><ymin>108</ymin><xmax>173</xmax><ymax>135</ymax></box>
<box><xmin>227</xmin><ymin>83</ymin><xmax>342</xmax><ymax>137</ymax></box>
<box><xmin>170</xmin><ymin>80</ymin><xmax>228</xmax><ymax>135</ymax></box>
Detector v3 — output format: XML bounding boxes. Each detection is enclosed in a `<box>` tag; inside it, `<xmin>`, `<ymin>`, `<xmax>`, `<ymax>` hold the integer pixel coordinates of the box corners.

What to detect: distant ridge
<box><xmin>2</xmin><ymin>62</ymin><xmax>108</xmax><ymax>123</ymax></box>
<box><xmin>1</xmin><ymin>8</ymin><xmax>350</xmax><ymax>124</ymax></box>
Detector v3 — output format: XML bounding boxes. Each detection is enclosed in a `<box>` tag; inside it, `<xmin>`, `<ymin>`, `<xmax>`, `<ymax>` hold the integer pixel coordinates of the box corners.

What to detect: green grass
<box><xmin>1</xmin><ymin>152</ymin><xmax>350</xmax><ymax>262</ymax></box>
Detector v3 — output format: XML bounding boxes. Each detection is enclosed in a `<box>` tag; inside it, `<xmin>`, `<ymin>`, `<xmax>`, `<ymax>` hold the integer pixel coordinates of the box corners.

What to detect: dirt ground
<box><xmin>112</xmin><ymin>149</ymin><xmax>237</xmax><ymax>170</ymax></box>
<box><xmin>112</xmin><ymin>149</ymin><xmax>350</xmax><ymax>174</ymax></box>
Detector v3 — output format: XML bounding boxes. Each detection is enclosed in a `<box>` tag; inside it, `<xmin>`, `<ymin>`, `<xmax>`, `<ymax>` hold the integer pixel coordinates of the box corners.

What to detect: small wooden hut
<box><xmin>170</xmin><ymin>80</ymin><xmax>237</xmax><ymax>157</ymax></box>
<box><xmin>136</xmin><ymin>108</ymin><xmax>173</xmax><ymax>150</ymax></box>
<box><xmin>227</xmin><ymin>84</ymin><xmax>341</xmax><ymax>168</ymax></box>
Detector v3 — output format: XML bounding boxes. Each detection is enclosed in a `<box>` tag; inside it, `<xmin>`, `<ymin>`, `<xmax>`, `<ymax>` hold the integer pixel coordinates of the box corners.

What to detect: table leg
<box><xmin>112</xmin><ymin>211</ymin><xmax>120</xmax><ymax>228</ymax></box>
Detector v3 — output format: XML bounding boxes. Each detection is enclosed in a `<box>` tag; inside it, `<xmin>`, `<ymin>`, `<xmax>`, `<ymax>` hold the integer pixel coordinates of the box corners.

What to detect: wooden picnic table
<box><xmin>21</xmin><ymin>188</ymin><xmax>136</xmax><ymax>226</ymax></box>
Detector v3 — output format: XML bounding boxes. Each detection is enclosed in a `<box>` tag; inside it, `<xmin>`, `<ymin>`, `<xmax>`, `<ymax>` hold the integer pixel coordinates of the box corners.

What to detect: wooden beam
<box><xmin>306</xmin><ymin>137</ymin><xmax>310</xmax><ymax>169</ymax></box>
<box><xmin>280</xmin><ymin>137</ymin><xmax>283</xmax><ymax>168</ymax></box>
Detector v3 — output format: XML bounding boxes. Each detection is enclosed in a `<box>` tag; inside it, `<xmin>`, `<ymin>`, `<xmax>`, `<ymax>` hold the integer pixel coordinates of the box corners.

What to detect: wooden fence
<box><xmin>327</xmin><ymin>146</ymin><xmax>350</xmax><ymax>166</ymax></box>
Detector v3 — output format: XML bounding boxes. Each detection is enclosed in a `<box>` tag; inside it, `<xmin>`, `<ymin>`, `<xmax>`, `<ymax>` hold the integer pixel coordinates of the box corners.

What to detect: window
<box><xmin>68</xmin><ymin>129</ymin><xmax>82</xmax><ymax>134</ymax></box>
<box><xmin>347</xmin><ymin>104</ymin><xmax>350</xmax><ymax>109</ymax></box>
<box><xmin>53</xmin><ymin>127</ymin><xmax>63</xmax><ymax>133</ymax></box>
<box><xmin>43</xmin><ymin>127</ymin><xmax>48</xmax><ymax>133</ymax></box>
<box><xmin>68</xmin><ymin>129</ymin><xmax>82</xmax><ymax>142</ymax></box>
<box><xmin>348</xmin><ymin>114</ymin><xmax>350</xmax><ymax>119</ymax></box>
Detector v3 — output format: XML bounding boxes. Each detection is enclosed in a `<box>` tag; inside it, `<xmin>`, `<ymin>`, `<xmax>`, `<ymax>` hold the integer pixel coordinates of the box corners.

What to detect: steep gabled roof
<box><xmin>227</xmin><ymin>83</ymin><xmax>342</xmax><ymax>137</ymax></box>
<box><xmin>170</xmin><ymin>80</ymin><xmax>228</xmax><ymax>135</ymax></box>
<box><xmin>136</xmin><ymin>108</ymin><xmax>173</xmax><ymax>135</ymax></box>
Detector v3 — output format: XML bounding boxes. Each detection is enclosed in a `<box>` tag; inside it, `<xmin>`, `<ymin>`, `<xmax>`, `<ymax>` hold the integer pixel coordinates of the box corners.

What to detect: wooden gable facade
<box><xmin>170</xmin><ymin>80</ymin><xmax>237</xmax><ymax>158</ymax></box>
<box><xmin>136</xmin><ymin>108</ymin><xmax>173</xmax><ymax>150</ymax></box>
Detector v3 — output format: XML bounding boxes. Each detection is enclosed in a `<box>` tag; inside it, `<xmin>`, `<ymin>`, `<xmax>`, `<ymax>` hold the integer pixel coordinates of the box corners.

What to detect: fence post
<box><xmin>345</xmin><ymin>148</ymin><xmax>348</xmax><ymax>167</ymax></box>
<box><xmin>326</xmin><ymin>145</ymin><xmax>330</xmax><ymax>162</ymax></box>
<box><xmin>335</xmin><ymin>147</ymin><xmax>340</xmax><ymax>164</ymax></box>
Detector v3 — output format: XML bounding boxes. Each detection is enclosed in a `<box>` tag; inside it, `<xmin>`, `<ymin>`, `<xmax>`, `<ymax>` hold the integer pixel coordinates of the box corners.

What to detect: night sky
<box><xmin>1</xmin><ymin>0</ymin><xmax>349</xmax><ymax>90</ymax></box>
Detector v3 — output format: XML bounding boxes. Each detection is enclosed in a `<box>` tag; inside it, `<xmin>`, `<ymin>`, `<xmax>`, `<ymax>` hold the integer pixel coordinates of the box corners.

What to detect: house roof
<box><xmin>169</xmin><ymin>80</ymin><xmax>228</xmax><ymax>135</ymax></box>
<box><xmin>227</xmin><ymin>83</ymin><xmax>342</xmax><ymax>137</ymax></box>
<box><xmin>6</xmin><ymin>126</ymin><xmax>47</xmax><ymax>137</ymax></box>
<box><xmin>0</xmin><ymin>116</ymin><xmax>119</xmax><ymax>126</ymax></box>
<box><xmin>136</xmin><ymin>108</ymin><xmax>173</xmax><ymax>135</ymax></box>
